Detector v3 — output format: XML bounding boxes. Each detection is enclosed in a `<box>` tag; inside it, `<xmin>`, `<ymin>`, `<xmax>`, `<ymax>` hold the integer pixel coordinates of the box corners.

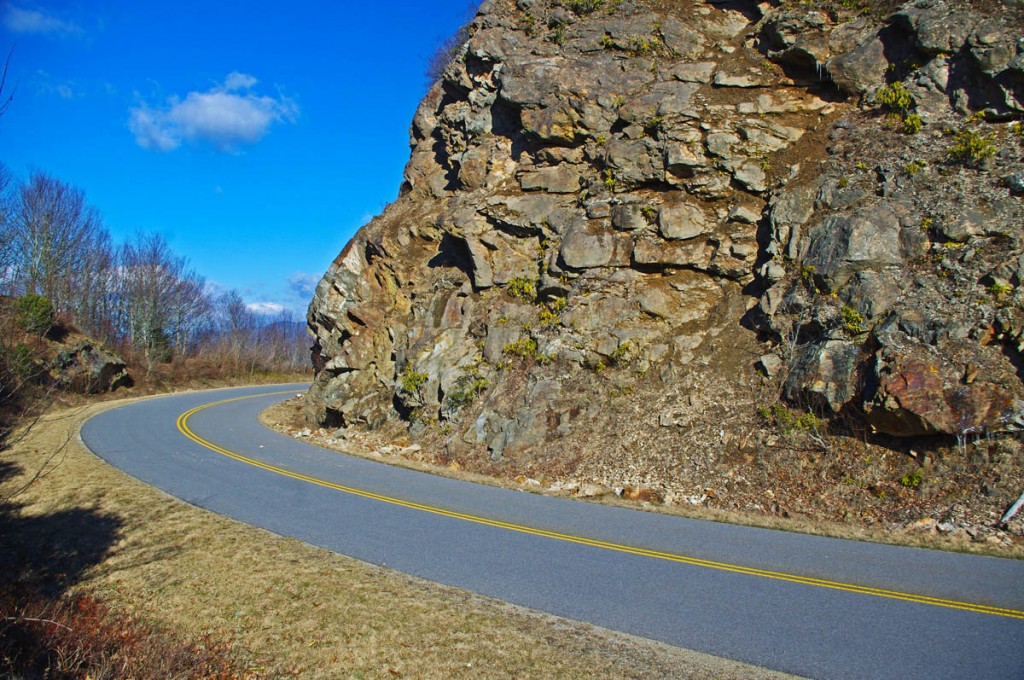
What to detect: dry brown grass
<box><xmin>1</xmin><ymin>394</ymin><xmax>795</xmax><ymax>679</ymax></box>
<box><xmin>0</xmin><ymin>586</ymin><xmax>244</xmax><ymax>679</ymax></box>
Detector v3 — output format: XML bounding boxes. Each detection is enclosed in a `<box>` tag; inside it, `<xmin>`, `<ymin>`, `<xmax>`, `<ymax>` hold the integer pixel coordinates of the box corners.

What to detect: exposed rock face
<box><xmin>757</xmin><ymin>0</ymin><xmax>1024</xmax><ymax>438</ymax></box>
<box><xmin>307</xmin><ymin>0</ymin><xmax>1024</xmax><ymax>499</ymax></box>
<box><xmin>49</xmin><ymin>340</ymin><xmax>131</xmax><ymax>394</ymax></box>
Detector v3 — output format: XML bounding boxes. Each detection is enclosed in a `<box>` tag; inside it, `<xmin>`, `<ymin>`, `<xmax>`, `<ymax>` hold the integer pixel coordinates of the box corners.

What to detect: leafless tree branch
<box><xmin>0</xmin><ymin>46</ymin><xmax>15</xmax><ymax>119</ymax></box>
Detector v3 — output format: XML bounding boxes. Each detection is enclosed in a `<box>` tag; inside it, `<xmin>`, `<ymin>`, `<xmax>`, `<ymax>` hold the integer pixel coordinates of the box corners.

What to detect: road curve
<box><xmin>81</xmin><ymin>385</ymin><xmax>1024</xmax><ymax>679</ymax></box>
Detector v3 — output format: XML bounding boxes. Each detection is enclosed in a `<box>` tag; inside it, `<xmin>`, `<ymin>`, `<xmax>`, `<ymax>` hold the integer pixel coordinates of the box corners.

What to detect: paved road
<box><xmin>81</xmin><ymin>385</ymin><xmax>1024</xmax><ymax>679</ymax></box>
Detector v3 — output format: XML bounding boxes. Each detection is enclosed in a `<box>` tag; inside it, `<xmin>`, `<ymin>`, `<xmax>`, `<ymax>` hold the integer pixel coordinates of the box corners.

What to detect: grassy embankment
<box><xmin>1</xmin><ymin>388</ymin><xmax>792</xmax><ymax>679</ymax></box>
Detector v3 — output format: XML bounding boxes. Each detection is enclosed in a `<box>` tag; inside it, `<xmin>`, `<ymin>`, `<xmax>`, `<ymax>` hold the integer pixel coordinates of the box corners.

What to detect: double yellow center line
<box><xmin>177</xmin><ymin>392</ymin><xmax>1024</xmax><ymax>620</ymax></box>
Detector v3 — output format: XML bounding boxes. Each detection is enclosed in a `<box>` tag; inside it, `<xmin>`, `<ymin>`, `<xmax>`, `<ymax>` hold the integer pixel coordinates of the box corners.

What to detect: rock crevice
<box><xmin>306</xmin><ymin>0</ymin><xmax>1024</xmax><ymax>529</ymax></box>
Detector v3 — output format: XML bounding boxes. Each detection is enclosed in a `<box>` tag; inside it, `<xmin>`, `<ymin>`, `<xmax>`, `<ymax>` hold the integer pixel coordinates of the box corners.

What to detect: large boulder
<box><xmin>801</xmin><ymin>204</ymin><xmax>904</xmax><ymax>292</ymax></box>
<box><xmin>49</xmin><ymin>341</ymin><xmax>131</xmax><ymax>394</ymax></box>
<box><xmin>865</xmin><ymin>355</ymin><xmax>1019</xmax><ymax>437</ymax></box>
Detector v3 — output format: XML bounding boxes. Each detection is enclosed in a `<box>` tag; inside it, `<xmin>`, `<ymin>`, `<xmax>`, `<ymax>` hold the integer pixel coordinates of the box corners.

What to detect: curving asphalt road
<box><xmin>81</xmin><ymin>385</ymin><xmax>1024</xmax><ymax>679</ymax></box>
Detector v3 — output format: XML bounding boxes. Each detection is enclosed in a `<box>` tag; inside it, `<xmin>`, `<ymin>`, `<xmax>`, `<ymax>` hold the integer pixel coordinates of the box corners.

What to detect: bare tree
<box><xmin>115</xmin><ymin>232</ymin><xmax>210</xmax><ymax>372</ymax></box>
<box><xmin>10</xmin><ymin>172</ymin><xmax>105</xmax><ymax>311</ymax></box>
<box><xmin>0</xmin><ymin>47</ymin><xmax>13</xmax><ymax>120</ymax></box>
<box><xmin>167</xmin><ymin>272</ymin><xmax>210</xmax><ymax>355</ymax></box>
<box><xmin>259</xmin><ymin>309</ymin><xmax>310</xmax><ymax>372</ymax></box>
<box><xmin>216</xmin><ymin>289</ymin><xmax>256</xmax><ymax>372</ymax></box>
<box><xmin>0</xmin><ymin>164</ymin><xmax>16</xmax><ymax>295</ymax></box>
<box><xmin>69</xmin><ymin>228</ymin><xmax>116</xmax><ymax>339</ymax></box>
<box><xmin>1</xmin><ymin>160</ymin><xmax>307</xmax><ymax>383</ymax></box>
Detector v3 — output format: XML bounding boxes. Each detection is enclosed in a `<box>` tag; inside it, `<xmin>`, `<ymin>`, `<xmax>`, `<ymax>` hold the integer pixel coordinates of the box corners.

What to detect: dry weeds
<box><xmin>2</xmin><ymin>394</ymin><xmax>795</xmax><ymax>679</ymax></box>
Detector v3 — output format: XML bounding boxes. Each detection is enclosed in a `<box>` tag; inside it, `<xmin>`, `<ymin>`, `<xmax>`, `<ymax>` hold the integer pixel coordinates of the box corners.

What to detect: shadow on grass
<box><xmin>0</xmin><ymin>459</ymin><xmax>123</xmax><ymax>597</ymax></box>
<box><xmin>0</xmin><ymin>458</ymin><xmax>124</xmax><ymax>676</ymax></box>
<box><xmin>0</xmin><ymin>455</ymin><xmax>243</xmax><ymax>678</ymax></box>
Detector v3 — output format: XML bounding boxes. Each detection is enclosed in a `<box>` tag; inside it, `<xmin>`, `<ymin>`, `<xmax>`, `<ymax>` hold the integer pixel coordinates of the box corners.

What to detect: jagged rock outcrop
<box><xmin>757</xmin><ymin>1</ymin><xmax>1024</xmax><ymax>437</ymax></box>
<box><xmin>306</xmin><ymin>0</ymin><xmax>1024</xmax><ymax>515</ymax></box>
<box><xmin>1</xmin><ymin>295</ymin><xmax>132</xmax><ymax>396</ymax></box>
<box><xmin>48</xmin><ymin>339</ymin><xmax>131</xmax><ymax>394</ymax></box>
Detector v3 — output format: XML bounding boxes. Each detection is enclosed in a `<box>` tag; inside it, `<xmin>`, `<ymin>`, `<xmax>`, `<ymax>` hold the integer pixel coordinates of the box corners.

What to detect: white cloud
<box><xmin>35</xmin><ymin>70</ymin><xmax>79</xmax><ymax>99</ymax></box>
<box><xmin>223</xmin><ymin>71</ymin><xmax>258</xmax><ymax>91</ymax></box>
<box><xmin>129</xmin><ymin>73</ymin><xmax>298</xmax><ymax>153</ymax></box>
<box><xmin>288</xmin><ymin>272</ymin><xmax>320</xmax><ymax>298</ymax></box>
<box><xmin>3</xmin><ymin>5</ymin><xmax>82</xmax><ymax>36</ymax></box>
<box><xmin>247</xmin><ymin>301</ymin><xmax>287</xmax><ymax>316</ymax></box>
<box><xmin>129</xmin><ymin>106</ymin><xmax>179</xmax><ymax>151</ymax></box>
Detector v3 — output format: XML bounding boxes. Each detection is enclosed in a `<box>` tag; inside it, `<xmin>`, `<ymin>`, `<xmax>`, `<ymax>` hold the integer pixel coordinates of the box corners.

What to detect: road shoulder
<box><xmin>5</xmin><ymin>393</ymin><xmax>798</xmax><ymax>679</ymax></box>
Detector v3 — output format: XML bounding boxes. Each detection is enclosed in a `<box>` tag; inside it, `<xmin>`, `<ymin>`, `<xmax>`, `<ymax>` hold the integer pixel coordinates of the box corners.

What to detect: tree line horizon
<box><xmin>0</xmin><ymin>165</ymin><xmax>312</xmax><ymax>376</ymax></box>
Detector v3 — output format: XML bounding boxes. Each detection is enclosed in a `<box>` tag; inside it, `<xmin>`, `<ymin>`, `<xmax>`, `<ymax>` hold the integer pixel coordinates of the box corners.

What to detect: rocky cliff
<box><xmin>306</xmin><ymin>0</ymin><xmax>1024</xmax><ymax>542</ymax></box>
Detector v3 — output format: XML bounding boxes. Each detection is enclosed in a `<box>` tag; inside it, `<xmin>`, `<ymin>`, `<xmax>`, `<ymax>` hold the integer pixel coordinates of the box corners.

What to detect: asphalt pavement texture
<box><xmin>81</xmin><ymin>385</ymin><xmax>1024</xmax><ymax>679</ymax></box>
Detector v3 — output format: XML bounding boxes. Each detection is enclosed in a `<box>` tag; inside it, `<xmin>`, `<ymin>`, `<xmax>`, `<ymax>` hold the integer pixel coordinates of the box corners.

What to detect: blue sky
<box><xmin>0</xmin><ymin>0</ymin><xmax>476</xmax><ymax>316</ymax></box>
